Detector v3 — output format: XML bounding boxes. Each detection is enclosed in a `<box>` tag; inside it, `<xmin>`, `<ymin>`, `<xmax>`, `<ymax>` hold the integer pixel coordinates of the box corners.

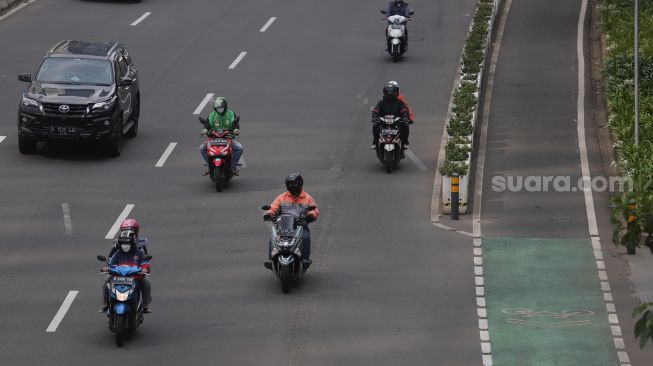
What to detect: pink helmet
<box><xmin>119</xmin><ymin>219</ymin><xmax>140</xmax><ymax>236</ymax></box>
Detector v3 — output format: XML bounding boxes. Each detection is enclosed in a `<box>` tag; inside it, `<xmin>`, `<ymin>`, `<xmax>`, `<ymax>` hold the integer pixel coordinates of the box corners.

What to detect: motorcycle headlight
<box><xmin>21</xmin><ymin>96</ymin><xmax>44</xmax><ymax>114</ymax></box>
<box><xmin>116</xmin><ymin>291</ymin><xmax>129</xmax><ymax>301</ymax></box>
<box><xmin>91</xmin><ymin>96</ymin><xmax>116</xmax><ymax>113</ymax></box>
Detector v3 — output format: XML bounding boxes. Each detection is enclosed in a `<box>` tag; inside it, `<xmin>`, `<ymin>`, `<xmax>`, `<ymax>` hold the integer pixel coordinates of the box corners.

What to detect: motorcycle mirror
<box><xmin>97</xmin><ymin>255</ymin><xmax>107</xmax><ymax>262</ymax></box>
<box><xmin>261</xmin><ymin>205</ymin><xmax>271</xmax><ymax>210</ymax></box>
<box><xmin>307</xmin><ymin>206</ymin><xmax>317</xmax><ymax>211</ymax></box>
<box><xmin>198</xmin><ymin>116</ymin><xmax>207</xmax><ymax>124</ymax></box>
<box><xmin>409</xmin><ymin>11</ymin><xmax>414</xmax><ymax>15</ymax></box>
<box><xmin>144</xmin><ymin>255</ymin><xmax>153</xmax><ymax>261</ymax></box>
<box><xmin>234</xmin><ymin>116</ymin><xmax>240</xmax><ymax>123</ymax></box>
<box><xmin>380</xmin><ymin>9</ymin><xmax>387</xmax><ymax>14</ymax></box>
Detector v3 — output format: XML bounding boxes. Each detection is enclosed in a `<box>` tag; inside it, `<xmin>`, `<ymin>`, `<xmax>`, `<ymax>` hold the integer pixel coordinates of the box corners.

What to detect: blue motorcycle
<box><xmin>97</xmin><ymin>255</ymin><xmax>151</xmax><ymax>347</ymax></box>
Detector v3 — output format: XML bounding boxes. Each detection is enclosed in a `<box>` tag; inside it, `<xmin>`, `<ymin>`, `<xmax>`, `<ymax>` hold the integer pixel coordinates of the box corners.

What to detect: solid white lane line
<box><xmin>0</xmin><ymin>136</ymin><xmax>6</xmax><ymax>143</ymax></box>
<box><xmin>130</xmin><ymin>12</ymin><xmax>151</xmax><ymax>26</ymax></box>
<box><xmin>405</xmin><ymin>150</ymin><xmax>427</xmax><ymax>171</ymax></box>
<box><xmin>61</xmin><ymin>203</ymin><xmax>72</xmax><ymax>235</ymax></box>
<box><xmin>46</xmin><ymin>291</ymin><xmax>78</xmax><ymax>332</ymax></box>
<box><xmin>576</xmin><ymin>0</ymin><xmax>599</xmax><ymax>237</ymax></box>
<box><xmin>105</xmin><ymin>204</ymin><xmax>135</xmax><ymax>239</ymax></box>
<box><xmin>193</xmin><ymin>93</ymin><xmax>214</xmax><ymax>115</ymax></box>
<box><xmin>0</xmin><ymin>0</ymin><xmax>35</xmax><ymax>23</ymax></box>
<box><xmin>575</xmin><ymin>0</ymin><xmax>628</xmax><ymax>361</ymax></box>
<box><xmin>228</xmin><ymin>52</ymin><xmax>247</xmax><ymax>69</ymax></box>
<box><xmin>259</xmin><ymin>17</ymin><xmax>277</xmax><ymax>32</ymax></box>
<box><xmin>155</xmin><ymin>142</ymin><xmax>177</xmax><ymax>167</ymax></box>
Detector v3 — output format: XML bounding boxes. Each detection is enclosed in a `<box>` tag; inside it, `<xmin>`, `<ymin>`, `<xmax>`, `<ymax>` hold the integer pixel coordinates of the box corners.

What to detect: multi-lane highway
<box><xmin>0</xmin><ymin>0</ymin><xmax>481</xmax><ymax>365</ymax></box>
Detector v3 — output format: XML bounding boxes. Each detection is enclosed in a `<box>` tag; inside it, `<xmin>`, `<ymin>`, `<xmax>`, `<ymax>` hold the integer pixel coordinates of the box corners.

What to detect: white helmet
<box><xmin>388</xmin><ymin>80</ymin><xmax>400</xmax><ymax>93</ymax></box>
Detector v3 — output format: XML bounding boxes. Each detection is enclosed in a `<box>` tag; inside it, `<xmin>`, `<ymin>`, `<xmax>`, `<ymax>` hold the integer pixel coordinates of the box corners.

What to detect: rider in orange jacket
<box><xmin>264</xmin><ymin>173</ymin><xmax>319</xmax><ymax>266</ymax></box>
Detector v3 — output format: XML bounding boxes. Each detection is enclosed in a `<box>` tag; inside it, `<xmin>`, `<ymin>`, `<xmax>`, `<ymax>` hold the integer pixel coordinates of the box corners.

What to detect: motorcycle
<box><xmin>374</xmin><ymin>115</ymin><xmax>405</xmax><ymax>173</ymax></box>
<box><xmin>380</xmin><ymin>10</ymin><xmax>413</xmax><ymax>62</ymax></box>
<box><xmin>261</xmin><ymin>204</ymin><xmax>316</xmax><ymax>293</ymax></box>
<box><xmin>97</xmin><ymin>254</ymin><xmax>152</xmax><ymax>347</ymax></box>
<box><xmin>199</xmin><ymin>116</ymin><xmax>239</xmax><ymax>192</ymax></box>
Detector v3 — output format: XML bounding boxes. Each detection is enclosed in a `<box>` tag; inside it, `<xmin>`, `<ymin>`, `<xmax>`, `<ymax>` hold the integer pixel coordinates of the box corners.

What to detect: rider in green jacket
<box><xmin>200</xmin><ymin>97</ymin><xmax>244</xmax><ymax>175</ymax></box>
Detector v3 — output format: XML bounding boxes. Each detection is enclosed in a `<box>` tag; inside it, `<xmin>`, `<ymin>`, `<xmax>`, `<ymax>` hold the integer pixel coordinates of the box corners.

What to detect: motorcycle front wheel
<box><xmin>280</xmin><ymin>265</ymin><xmax>291</xmax><ymax>294</ymax></box>
<box><xmin>214</xmin><ymin>166</ymin><xmax>224</xmax><ymax>192</ymax></box>
<box><xmin>115</xmin><ymin>314</ymin><xmax>127</xmax><ymax>347</ymax></box>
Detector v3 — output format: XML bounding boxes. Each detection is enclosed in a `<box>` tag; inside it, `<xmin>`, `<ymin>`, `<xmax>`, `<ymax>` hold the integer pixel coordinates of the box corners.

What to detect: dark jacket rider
<box><xmin>371</xmin><ymin>84</ymin><xmax>410</xmax><ymax>149</ymax></box>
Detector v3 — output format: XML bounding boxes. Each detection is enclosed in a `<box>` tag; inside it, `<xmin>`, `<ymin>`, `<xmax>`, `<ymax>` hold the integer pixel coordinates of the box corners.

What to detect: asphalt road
<box><xmin>0</xmin><ymin>0</ymin><xmax>480</xmax><ymax>365</ymax></box>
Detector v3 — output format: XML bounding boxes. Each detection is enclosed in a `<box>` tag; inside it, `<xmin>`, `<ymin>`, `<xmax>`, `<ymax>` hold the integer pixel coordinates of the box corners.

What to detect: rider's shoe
<box><xmin>264</xmin><ymin>261</ymin><xmax>272</xmax><ymax>270</ymax></box>
<box><xmin>370</xmin><ymin>144</ymin><xmax>376</xmax><ymax>149</ymax></box>
<box><xmin>232</xmin><ymin>168</ymin><xmax>240</xmax><ymax>176</ymax></box>
<box><xmin>143</xmin><ymin>306</ymin><xmax>152</xmax><ymax>314</ymax></box>
<box><xmin>99</xmin><ymin>305</ymin><xmax>108</xmax><ymax>313</ymax></box>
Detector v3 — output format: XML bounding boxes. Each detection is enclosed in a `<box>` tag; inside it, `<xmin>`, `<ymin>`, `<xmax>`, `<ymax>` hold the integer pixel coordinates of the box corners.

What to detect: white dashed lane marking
<box><xmin>155</xmin><ymin>142</ymin><xmax>177</xmax><ymax>167</ymax></box>
<box><xmin>46</xmin><ymin>291</ymin><xmax>78</xmax><ymax>332</ymax></box>
<box><xmin>259</xmin><ymin>17</ymin><xmax>277</xmax><ymax>32</ymax></box>
<box><xmin>0</xmin><ymin>136</ymin><xmax>6</xmax><ymax>144</ymax></box>
<box><xmin>229</xmin><ymin>52</ymin><xmax>247</xmax><ymax>69</ymax></box>
<box><xmin>130</xmin><ymin>12</ymin><xmax>151</xmax><ymax>26</ymax></box>
<box><xmin>193</xmin><ymin>93</ymin><xmax>215</xmax><ymax>115</ymax></box>
<box><xmin>105</xmin><ymin>204</ymin><xmax>135</xmax><ymax>239</ymax></box>
<box><xmin>61</xmin><ymin>203</ymin><xmax>72</xmax><ymax>235</ymax></box>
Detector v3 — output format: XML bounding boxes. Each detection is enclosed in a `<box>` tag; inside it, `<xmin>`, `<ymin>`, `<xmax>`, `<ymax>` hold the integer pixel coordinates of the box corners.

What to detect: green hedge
<box><xmin>601</xmin><ymin>0</ymin><xmax>653</xmax><ymax>347</ymax></box>
<box><xmin>440</xmin><ymin>0</ymin><xmax>494</xmax><ymax>177</ymax></box>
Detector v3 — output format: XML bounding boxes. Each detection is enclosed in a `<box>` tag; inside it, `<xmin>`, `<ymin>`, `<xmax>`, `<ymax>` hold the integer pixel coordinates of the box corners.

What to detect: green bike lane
<box><xmin>483</xmin><ymin>238</ymin><xmax>618</xmax><ymax>365</ymax></box>
<box><xmin>476</xmin><ymin>0</ymin><xmax>623</xmax><ymax>364</ymax></box>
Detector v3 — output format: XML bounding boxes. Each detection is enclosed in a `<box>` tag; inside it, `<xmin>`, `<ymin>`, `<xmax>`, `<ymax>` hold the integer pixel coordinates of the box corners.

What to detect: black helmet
<box><xmin>285</xmin><ymin>173</ymin><xmax>304</xmax><ymax>196</ymax></box>
<box><xmin>395</xmin><ymin>0</ymin><xmax>404</xmax><ymax>5</ymax></box>
<box><xmin>383</xmin><ymin>84</ymin><xmax>398</xmax><ymax>100</ymax></box>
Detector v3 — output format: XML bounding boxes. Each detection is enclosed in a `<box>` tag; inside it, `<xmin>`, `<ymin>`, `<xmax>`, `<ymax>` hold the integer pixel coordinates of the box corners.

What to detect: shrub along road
<box><xmin>0</xmin><ymin>0</ymin><xmax>487</xmax><ymax>365</ymax></box>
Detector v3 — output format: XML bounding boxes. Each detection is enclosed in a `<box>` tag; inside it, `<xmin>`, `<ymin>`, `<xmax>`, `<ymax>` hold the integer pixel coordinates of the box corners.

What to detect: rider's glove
<box><xmin>201</xmin><ymin>129</ymin><xmax>208</xmax><ymax>136</ymax></box>
<box><xmin>233</xmin><ymin>129</ymin><xmax>240</xmax><ymax>136</ymax></box>
<box><xmin>101</xmin><ymin>267</ymin><xmax>108</xmax><ymax>273</ymax></box>
<box><xmin>263</xmin><ymin>213</ymin><xmax>273</xmax><ymax>221</ymax></box>
<box><xmin>306</xmin><ymin>215</ymin><xmax>315</xmax><ymax>223</ymax></box>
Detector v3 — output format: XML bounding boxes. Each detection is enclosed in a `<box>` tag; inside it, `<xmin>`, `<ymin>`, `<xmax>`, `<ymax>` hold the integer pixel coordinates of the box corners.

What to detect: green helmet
<box><xmin>213</xmin><ymin>97</ymin><xmax>227</xmax><ymax>114</ymax></box>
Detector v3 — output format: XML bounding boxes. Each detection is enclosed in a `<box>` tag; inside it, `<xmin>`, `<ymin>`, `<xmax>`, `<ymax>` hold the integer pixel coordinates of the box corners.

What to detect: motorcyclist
<box><xmin>388</xmin><ymin>80</ymin><xmax>414</xmax><ymax>123</ymax></box>
<box><xmin>108</xmin><ymin>219</ymin><xmax>148</xmax><ymax>260</ymax></box>
<box><xmin>263</xmin><ymin>173</ymin><xmax>319</xmax><ymax>268</ymax></box>
<box><xmin>200</xmin><ymin>97</ymin><xmax>243</xmax><ymax>176</ymax></box>
<box><xmin>386</xmin><ymin>0</ymin><xmax>413</xmax><ymax>17</ymax></box>
<box><xmin>384</xmin><ymin>0</ymin><xmax>413</xmax><ymax>50</ymax></box>
<box><xmin>371</xmin><ymin>84</ymin><xmax>410</xmax><ymax>149</ymax></box>
<box><xmin>100</xmin><ymin>233</ymin><xmax>152</xmax><ymax>313</ymax></box>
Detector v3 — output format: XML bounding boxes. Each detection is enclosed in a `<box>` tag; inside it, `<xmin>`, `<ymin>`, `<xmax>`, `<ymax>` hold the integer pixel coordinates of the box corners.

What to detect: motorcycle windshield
<box><xmin>109</xmin><ymin>265</ymin><xmax>141</xmax><ymax>277</ymax></box>
<box><xmin>277</xmin><ymin>215</ymin><xmax>297</xmax><ymax>238</ymax></box>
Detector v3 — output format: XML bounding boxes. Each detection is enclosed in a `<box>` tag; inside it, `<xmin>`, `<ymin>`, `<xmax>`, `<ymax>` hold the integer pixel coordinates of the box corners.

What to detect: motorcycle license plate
<box><xmin>112</xmin><ymin>277</ymin><xmax>134</xmax><ymax>285</ymax></box>
<box><xmin>50</xmin><ymin>126</ymin><xmax>76</xmax><ymax>136</ymax></box>
<box><xmin>210</xmin><ymin>138</ymin><xmax>228</xmax><ymax>146</ymax></box>
<box><xmin>382</xmin><ymin>129</ymin><xmax>398</xmax><ymax>135</ymax></box>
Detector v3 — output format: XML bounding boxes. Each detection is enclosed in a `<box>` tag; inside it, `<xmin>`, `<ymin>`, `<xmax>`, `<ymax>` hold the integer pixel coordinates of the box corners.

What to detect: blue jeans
<box><xmin>268</xmin><ymin>227</ymin><xmax>311</xmax><ymax>260</ymax></box>
<box><xmin>200</xmin><ymin>139</ymin><xmax>244</xmax><ymax>168</ymax></box>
